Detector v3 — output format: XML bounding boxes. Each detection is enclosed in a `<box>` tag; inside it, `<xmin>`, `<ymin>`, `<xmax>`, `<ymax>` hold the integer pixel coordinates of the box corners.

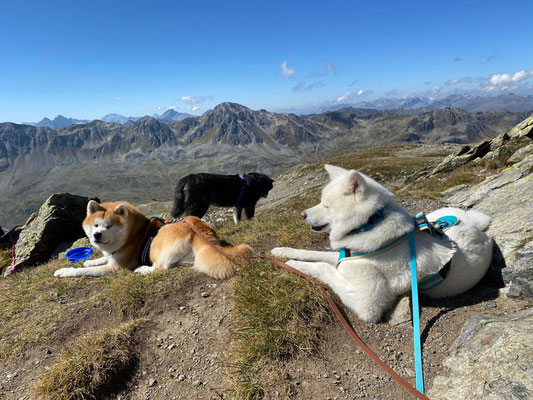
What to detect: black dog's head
<box><xmin>246</xmin><ymin>173</ymin><xmax>274</xmax><ymax>199</ymax></box>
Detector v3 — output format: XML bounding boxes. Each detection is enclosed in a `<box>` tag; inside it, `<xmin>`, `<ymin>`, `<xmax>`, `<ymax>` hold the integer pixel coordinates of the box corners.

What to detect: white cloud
<box><xmin>109</xmin><ymin>96</ymin><xmax>121</xmax><ymax>101</ymax></box>
<box><xmin>280</xmin><ymin>60</ymin><xmax>295</xmax><ymax>78</ymax></box>
<box><xmin>489</xmin><ymin>69</ymin><xmax>533</xmax><ymax>85</ymax></box>
<box><xmin>356</xmin><ymin>89</ymin><xmax>373</xmax><ymax>97</ymax></box>
<box><xmin>191</xmin><ymin>106</ymin><xmax>200</xmax><ymax>112</ymax></box>
<box><xmin>336</xmin><ymin>92</ymin><xmax>352</xmax><ymax>103</ymax></box>
<box><xmin>180</xmin><ymin>95</ymin><xmax>212</xmax><ymax>105</ymax></box>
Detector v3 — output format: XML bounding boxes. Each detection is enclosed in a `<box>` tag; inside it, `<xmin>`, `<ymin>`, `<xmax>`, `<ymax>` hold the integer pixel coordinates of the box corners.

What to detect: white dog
<box><xmin>271</xmin><ymin>164</ymin><xmax>493</xmax><ymax>323</ymax></box>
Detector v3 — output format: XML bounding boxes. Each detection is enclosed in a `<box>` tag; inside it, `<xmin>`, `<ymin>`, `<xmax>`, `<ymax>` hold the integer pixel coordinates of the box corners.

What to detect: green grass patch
<box><xmin>229</xmin><ymin>258</ymin><xmax>331</xmax><ymax>399</ymax></box>
<box><xmin>34</xmin><ymin>320</ymin><xmax>139</xmax><ymax>400</ymax></box>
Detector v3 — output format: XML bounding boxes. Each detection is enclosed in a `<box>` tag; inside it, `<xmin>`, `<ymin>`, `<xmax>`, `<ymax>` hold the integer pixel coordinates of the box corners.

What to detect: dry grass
<box><xmin>0</xmin><ymin>259</ymin><xmax>88</xmax><ymax>362</ymax></box>
<box><xmin>34</xmin><ymin>321</ymin><xmax>139</xmax><ymax>400</ymax></box>
<box><xmin>0</xmin><ymin>252</ymin><xmax>192</xmax><ymax>364</ymax></box>
<box><xmin>229</xmin><ymin>258</ymin><xmax>331</xmax><ymax>399</ymax></box>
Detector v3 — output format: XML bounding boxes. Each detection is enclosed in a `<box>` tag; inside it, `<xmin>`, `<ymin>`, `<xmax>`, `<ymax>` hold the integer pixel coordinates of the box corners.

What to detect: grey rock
<box><xmin>508</xmin><ymin>143</ymin><xmax>533</xmax><ymax>164</ymax></box>
<box><xmin>386</xmin><ymin>296</ymin><xmax>411</xmax><ymax>326</ymax></box>
<box><xmin>6</xmin><ymin>193</ymin><xmax>90</xmax><ymax>275</ymax></box>
<box><xmin>428</xmin><ymin>308</ymin><xmax>533</xmax><ymax>399</ymax></box>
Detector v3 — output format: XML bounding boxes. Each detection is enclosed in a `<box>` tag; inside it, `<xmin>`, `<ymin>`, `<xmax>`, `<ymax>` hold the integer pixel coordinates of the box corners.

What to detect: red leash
<box><xmin>268</xmin><ymin>257</ymin><xmax>430</xmax><ymax>400</ymax></box>
<box><xmin>179</xmin><ymin>219</ymin><xmax>430</xmax><ymax>399</ymax></box>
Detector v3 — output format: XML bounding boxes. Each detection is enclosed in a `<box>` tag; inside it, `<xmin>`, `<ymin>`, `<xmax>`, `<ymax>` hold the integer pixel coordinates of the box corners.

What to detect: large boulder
<box><xmin>4</xmin><ymin>193</ymin><xmax>90</xmax><ymax>275</ymax></box>
<box><xmin>428</xmin><ymin>308</ymin><xmax>533</xmax><ymax>399</ymax></box>
<box><xmin>447</xmin><ymin>153</ymin><xmax>533</xmax><ymax>295</ymax></box>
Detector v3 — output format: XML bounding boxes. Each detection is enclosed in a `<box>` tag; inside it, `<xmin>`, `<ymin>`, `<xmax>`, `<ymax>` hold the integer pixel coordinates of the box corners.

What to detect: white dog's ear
<box><xmin>345</xmin><ymin>170</ymin><xmax>362</xmax><ymax>194</ymax></box>
<box><xmin>87</xmin><ymin>200</ymin><xmax>104</xmax><ymax>216</ymax></box>
<box><xmin>324</xmin><ymin>164</ymin><xmax>346</xmax><ymax>179</ymax></box>
<box><xmin>114</xmin><ymin>204</ymin><xmax>129</xmax><ymax>217</ymax></box>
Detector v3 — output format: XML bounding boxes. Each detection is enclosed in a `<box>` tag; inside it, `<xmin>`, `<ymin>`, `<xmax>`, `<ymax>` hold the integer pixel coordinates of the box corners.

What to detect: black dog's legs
<box><xmin>244</xmin><ymin>205</ymin><xmax>256</xmax><ymax>220</ymax></box>
<box><xmin>183</xmin><ymin>203</ymin><xmax>210</xmax><ymax>219</ymax></box>
<box><xmin>233</xmin><ymin>207</ymin><xmax>242</xmax><ymax>224</ymax></box>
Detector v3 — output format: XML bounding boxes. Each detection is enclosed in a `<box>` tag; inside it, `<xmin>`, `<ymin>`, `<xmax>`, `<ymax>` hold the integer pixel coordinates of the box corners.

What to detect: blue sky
<box><xmin>1</xmin><ymin>0</ymin><xmax>533</xmax><ymax>123</ymax></box>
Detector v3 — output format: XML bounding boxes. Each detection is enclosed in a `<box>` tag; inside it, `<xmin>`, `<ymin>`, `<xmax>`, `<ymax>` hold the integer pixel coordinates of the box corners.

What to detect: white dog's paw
<box><xmin>83</xmin><ymin>259</ymin><xmax>98</xmax><ymax>267</ymax></box>
<box><xmin>271</xmin><ymin>247</ymin><xmax>293</xmax><ymax>259</ymax></box>
<box><xmin>54</xmin><ymin>267</ymin><xmax>78</xmax><ymax>278</ymax></box>
<box><xmin>134</xmin><ymin>266</ymin><xmax>156</xmax><ymax>275</ymax></box>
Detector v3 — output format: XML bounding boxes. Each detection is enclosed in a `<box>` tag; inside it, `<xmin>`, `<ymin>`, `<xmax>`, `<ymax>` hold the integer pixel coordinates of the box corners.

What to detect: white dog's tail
<box><xmin>465</xmin><ymin>209</ymin><xmax>491</xmax><ymax>231</ymax></box>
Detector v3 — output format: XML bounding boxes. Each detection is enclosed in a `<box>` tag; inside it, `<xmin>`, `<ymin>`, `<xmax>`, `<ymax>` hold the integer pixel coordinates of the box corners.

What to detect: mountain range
<box><xmin>283</xmin><ymin>93</ymin><xmax>533</xmax><ymax>115</ymax></box>
<box><xmin>1</xmin><ymin>102</ymin><xmax>531</xmax><ymax>228</ymax></box>
<box><xmin>22</xmin><ymin>109</ymin><xmax>194</xmax><ymax>130</ymax></box>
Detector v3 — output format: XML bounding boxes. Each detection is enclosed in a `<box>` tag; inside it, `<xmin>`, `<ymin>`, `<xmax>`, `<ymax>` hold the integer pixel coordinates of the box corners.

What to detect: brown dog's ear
<box><xmin>114</xmin><ymin>204</ymin><xmax>129</xmax><ymax>217</ymax></box>
<box><xmin>87</xmin><ymin>200</ymin><xmax>104</xmax><ymax>216</ymax></box>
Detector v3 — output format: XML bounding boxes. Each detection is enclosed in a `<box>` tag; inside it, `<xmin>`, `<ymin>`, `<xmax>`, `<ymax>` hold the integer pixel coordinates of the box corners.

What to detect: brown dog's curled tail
<box><xmin>193</xmin><ymin>243</ymin><xmax>253</xmax><ymax>279</ymax></box>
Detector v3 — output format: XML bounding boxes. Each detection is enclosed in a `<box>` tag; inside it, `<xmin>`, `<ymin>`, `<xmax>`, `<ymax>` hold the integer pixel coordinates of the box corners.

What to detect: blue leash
<box><xmin>408</xmin><ymin>230</ymin><xmax>424</xmax><ymax>398</ymax></box>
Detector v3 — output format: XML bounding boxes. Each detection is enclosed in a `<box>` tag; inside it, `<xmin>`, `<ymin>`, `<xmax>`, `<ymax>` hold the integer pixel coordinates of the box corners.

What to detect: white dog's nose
<box><xmin>301</xmin><ymin>211</ymin><xmax>307</xmax><ymax>219</ymax></box>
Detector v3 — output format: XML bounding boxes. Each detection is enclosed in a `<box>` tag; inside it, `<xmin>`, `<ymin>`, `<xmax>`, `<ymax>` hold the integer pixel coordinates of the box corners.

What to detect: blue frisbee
<box><xmin>65</xmin><ymin>247</ymin><xmax>93</xmax><ymax>263</ymax></box>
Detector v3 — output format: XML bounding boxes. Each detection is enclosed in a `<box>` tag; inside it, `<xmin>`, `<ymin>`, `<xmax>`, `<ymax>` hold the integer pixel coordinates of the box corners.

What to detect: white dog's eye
<box><xmin>94</xmin><ymin>224</ymin><xmax>99</xmax><ymax>228</ymax></box>
<box><xmin>323</xmin><ymin>204</ymin><xmax>329</xmax><ymax>209</ymax></box>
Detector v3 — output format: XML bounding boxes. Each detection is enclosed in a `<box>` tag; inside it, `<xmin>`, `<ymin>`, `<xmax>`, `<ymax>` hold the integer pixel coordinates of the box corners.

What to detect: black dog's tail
<box><xmin>171</xmin><ymin>182</ymin><xmax>186</xmax><ymax>218</ymax></box>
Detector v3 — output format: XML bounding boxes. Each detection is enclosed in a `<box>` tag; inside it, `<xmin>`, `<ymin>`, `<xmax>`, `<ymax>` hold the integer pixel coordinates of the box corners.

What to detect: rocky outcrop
<box><xmin>428</xmin><ymin>308</ymin><xmax>533</xmax><ymax>399</ymax></box>
<box><xmin>444</xmin><ymin>116</ymin><xmax>533</xmax><ymax>297</ymax></box>
<box><xmin>5</xmin><ymin>193</ymin><xmax>90</xmax><ymax>275</ymax></box>
<box><xmin>432</xmin><ymin>113</ymin><xmax>533</xmax><ymax>174</ymax></box>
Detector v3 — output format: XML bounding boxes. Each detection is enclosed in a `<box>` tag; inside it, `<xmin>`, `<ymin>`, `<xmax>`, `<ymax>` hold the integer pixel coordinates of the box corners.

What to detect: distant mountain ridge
<box><xmin>35</xmin><ymin>115</ymin><xmax>90</xmax><ymax>129</ymax></box>
<box><xmin>292</xmin><ymin>93</ymin><xmax>533</xmax><ymax>115</ymax></box>
<box><xmin>0</xmin><ymin>102</ymin><xmax>530</xmax><ymax>228</ymax></box>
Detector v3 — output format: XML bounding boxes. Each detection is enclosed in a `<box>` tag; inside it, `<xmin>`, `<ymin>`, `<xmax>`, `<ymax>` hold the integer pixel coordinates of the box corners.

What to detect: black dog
<box><xmin>171</xmin><ymin>173</ymin><xmax>274</xmax><ymax>223</ymax></box>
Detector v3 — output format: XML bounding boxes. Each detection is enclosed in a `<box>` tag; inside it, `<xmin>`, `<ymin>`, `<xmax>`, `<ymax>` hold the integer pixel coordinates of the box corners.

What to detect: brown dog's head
<box><xmin>83</xmin><ymin>200</ymin><xmax>133</xmax><ymax>255</ymax></box>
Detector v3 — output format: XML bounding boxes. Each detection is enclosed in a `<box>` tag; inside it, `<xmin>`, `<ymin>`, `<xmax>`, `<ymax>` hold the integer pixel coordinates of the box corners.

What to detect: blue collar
<box><xmin>346</xmin><ymin>207</ymin><xmax>385</xmax><ymax>236</ymax></box>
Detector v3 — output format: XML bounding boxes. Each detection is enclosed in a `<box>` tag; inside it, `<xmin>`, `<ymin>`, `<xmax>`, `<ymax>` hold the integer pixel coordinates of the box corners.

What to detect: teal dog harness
<box><xmin>337</xmin><ymin>212</ymin><xmax>459</xmax><ymax>291</ymax></box>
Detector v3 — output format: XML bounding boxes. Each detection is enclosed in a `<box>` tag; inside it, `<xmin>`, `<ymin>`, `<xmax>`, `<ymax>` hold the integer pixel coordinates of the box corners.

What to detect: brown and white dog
<box><xmin>54</xmin><ymin>200</ymin><xmax>252</xmax><ymax>279</ymax></box>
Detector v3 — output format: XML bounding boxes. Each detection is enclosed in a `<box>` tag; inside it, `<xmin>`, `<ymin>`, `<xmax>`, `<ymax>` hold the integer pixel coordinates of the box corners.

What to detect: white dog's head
<box><xmin>302</xmin><ymin>164</ymin><xmax>394</xmax><ymax>238</ymax></box>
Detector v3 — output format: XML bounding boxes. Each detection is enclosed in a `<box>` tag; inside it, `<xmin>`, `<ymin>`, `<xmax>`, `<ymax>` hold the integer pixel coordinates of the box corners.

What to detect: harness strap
<box><xmin>138</xmin><ymin>217</ymin><xmax>170</xmax><ymax>266</ymax></box>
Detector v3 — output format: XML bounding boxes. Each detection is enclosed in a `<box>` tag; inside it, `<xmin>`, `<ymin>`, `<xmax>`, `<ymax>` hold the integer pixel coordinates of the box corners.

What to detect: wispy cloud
<box><xmin>180</xmin><ymin>95</ymin><xmax>212</xmax><ymax>105</ymax></box>
<box><xmin>445</xmin><ymin>76</ymin><xmax>473</xmax><ymax>86</ymax></box>
<box><xmin>384</xmin><ymin>89</ymin><xmax>403</xmax><ymax>97</ymax></box>
<box><xmin>279</xmin><ymin>60</ymin><xmax>295</xmax><ymax>78</ymax></box>
<box><xmin>453</xmin><ymin>57</ymin><xmax>462</xmax><ymax>62</ymax></box>
<box><xmin>481</xmin><ymin>53</ymin><xmax>497</xmax><ymax>64</ymax></box>
<box><xmin>309</xmin><ymin>59</ymin><xmax>338</xmax><ymax>78</ymax></box>
<box><xmin>349</xmin><ymin>80</ymin><xmax>359</xmax><ymax>87</ymax></box>
<box><xmin>292</xmin><ymin>80</ymin><xmax>325</xmax><ymax>92</ymax></box>
<box><xmin>108</xmin><ymin>96</ymin><xmax>121</xmax><ymax>101</ymax></box>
